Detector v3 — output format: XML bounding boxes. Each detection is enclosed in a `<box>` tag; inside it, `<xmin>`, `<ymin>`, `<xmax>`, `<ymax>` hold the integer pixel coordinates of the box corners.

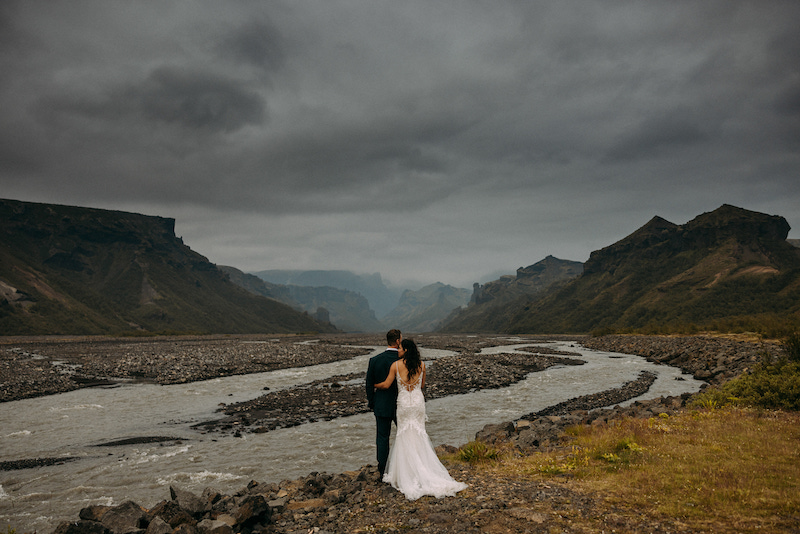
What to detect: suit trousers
<box><xmin>375</xmin><ymin>414</ymin><xmax>395</xmax><ymax>475</ymax></box>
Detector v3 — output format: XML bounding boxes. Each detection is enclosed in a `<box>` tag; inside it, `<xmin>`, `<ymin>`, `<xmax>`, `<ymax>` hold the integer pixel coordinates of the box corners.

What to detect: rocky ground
<box><xmin>52</xmin><ymin>458</ymin><xmax>704</xmax><ymax>534</ymax></box>
<box><xmin>201</xmin><ymin>344</ymin><xmax>584</xmax><ymax>436</ymax></box>
<box><xmin>2</xmin><ymin>332</ymin><xmax>790</xmax><ymax>533</ymax></box>
<box><xmin>0</xmin><ymin>334</ymin><xmax>375</xmax><ymax>402</ymax></box>
<box><xmin>581</xmin><ymin>334</ymin><xmax>782</xmax><ymax>386</ymax></box>
<box><xmin>45</xmin><ymin>393</ymin><xmax>709</xmax><ymax>534</ymax></box>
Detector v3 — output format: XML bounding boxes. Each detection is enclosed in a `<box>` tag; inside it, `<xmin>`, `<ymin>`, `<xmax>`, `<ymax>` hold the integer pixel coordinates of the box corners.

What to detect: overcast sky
<box><xmin>2</xmin><ymin>1</ymin><xmax>799</xmax><ymax>288</ymax></box>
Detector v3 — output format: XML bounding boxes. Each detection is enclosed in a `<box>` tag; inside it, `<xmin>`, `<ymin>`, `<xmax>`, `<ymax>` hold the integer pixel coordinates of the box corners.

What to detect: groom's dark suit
<box><xmin>366</xmin><ymin>347</ymin><xmax>399</xmax><ymax>476</ymax></box>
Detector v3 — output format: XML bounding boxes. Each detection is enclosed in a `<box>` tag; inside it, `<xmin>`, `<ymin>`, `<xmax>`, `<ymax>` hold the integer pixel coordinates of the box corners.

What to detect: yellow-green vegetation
<box><xmin>456</xmin><ymin>440</ymin><xmax>499</xmax><ymax>463</ymax></box>
<box><xmin>450</xmin><ymin>333</ymin><xmax>800</xmax><ymax>530</ymax></box>
<box><xmin>692</xmin><ymin>332</ymin><xmax>800</xmax><ymax>411</ymax></box>
<box><xmin>617</xmin><ymin>313</ymin><xmax>800</xmax><ymax>339</ymax></box>
<box><xmin>474</xmin><ymin>408</ymin><xmax>799</xmax><ymax>531</ymax></box>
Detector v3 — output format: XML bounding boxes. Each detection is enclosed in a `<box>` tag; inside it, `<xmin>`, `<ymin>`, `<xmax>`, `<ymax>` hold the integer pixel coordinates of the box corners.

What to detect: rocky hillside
<box><xmin>253</xmin><ymin>269</ymin><xmax>401</xmax><ymax>318</ymax></box>
<box><xmin>381</xmin><ymin>282</ymin><xmax>471</xmax><ymax>333</ymax></box>
<box><xmin>461</xmin><ymin>205</ymin><xmax>800</xmax><ymax>334</ymax></box>
<box><xmin>221</xmin><ymin>266</ymin><xmax>384</xmax><ymax>332</ymax></box>
<box><xmin>0</xmin><ymin>199</ymin><xmax>335</xmax><ymax>335</ymax></box>
<box><xmin>440</xmin><ymin>256</ymin><xmax>583</xmax><ymax>332</ymax></box>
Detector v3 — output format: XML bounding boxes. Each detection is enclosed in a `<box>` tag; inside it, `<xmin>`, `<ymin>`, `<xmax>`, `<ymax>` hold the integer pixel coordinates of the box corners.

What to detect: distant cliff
<box><xmin>450</xmin><ymin>205</ymin><xmax>800</xmax><ymax>334</ymax></box>
<box><xmin>440</xmin><ymin>256</ymin><xmax>583</xmax><ymax>333</ymax></box>
<box><xmin>252</xmin><ymin>269</ymin><xmax>401</xmax><ymax>318</ymax></box>
<box><xmin>221</xmin><ymin>266</ymin><xmax>384</xmax><ymax>332</ymax></box>
<box><xmin>0</xmin><ymin>199</ymin><xmax>335</xmax><ymax>335</ymax></box>
<box><xmin>381</xmin><ymin>282</ymin><xmax>471</xmax><ymax>333</ymax></box>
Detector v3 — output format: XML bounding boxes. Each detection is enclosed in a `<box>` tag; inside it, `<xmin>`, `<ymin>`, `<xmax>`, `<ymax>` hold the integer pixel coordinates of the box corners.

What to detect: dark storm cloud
<box><xmin>605</xmin><ymin>115</ymin><xmax>709</xmax><ymax>163</ymax></box>
<box><xmin>133</xmin><ymin>67</ymin><xmax>267</xmax><ymax>132</ymax></box>
<box><xmin>218</xmin><ymin>20</ymin><xmax>286</xmax><ymax>73</ymax></box>
<box><xmin>35</xmin><ymin>67</ymin><xmax>266</xmax><ymax>134</ymax></box>
<box><xmin>1</xmin><ymin>1</ymin><xmax>799</xmax><ymax>285</ymax></box>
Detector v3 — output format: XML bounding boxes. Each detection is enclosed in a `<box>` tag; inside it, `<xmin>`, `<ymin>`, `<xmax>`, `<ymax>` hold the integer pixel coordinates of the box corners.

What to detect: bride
<box><xmin>374</xmin><ymin>338</ymin><xmax>468</xmax><ymax>500</ymax></box>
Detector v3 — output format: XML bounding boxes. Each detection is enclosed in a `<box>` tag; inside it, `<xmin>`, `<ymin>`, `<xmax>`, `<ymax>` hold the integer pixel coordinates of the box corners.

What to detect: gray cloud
<box><xmin>1</xmin><ymin>0</ymin><xmax>799</xmax><ymax>287</ymax></box>
<box><xmin>218</xmin><ymin>20</ymin><xmax>286</xmax><ymax>73</ymax></box>
<box><xmin>133</xmin><ymin>67</ymin><xmax>267</xmax><ymax>132</ymax></box>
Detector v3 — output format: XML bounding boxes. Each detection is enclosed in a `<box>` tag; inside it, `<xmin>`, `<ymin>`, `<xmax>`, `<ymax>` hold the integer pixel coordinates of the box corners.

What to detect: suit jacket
<box><xmin>366</xmin><ymin>348</ymin><xmax>399</xmax><ymax>418</ymax></box>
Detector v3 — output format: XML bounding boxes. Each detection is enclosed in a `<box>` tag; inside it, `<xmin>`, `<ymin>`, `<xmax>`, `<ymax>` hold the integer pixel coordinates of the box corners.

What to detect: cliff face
<box><xmin>471</xmin><ymin>255</ymin><xmax>584</xmax><ymax>306</ymax></box>
<box><xmin>441</xmin><ymin>205</ymin><xmax>800</xmax><ymax>334</ymax></box>
<box><xmin>253</xmin><ymin>269</ymin><xmax>401</xmax><ymax>318</ymax></box>
<box><xmin>0</xmin><ymin>199</ymin><xmax>334</xmax><ymax>335</ymax></box>
<box><xmin>584</xmin><ymin>205</ymin><xmax>794</xmax><ymax>276</ymax></box>
<box><xmin>221</xmin><ymin>265</ymin><xmax>383</xmax><ymax>332</ymax></box>
<box><xmin>381</xmin><ymin>282</ymin><xmax>471</xmax><ymax>333</ymax></box>
<box><xmin>440</xmin><ymin>256</ymin><xmax>583</xmax><ymax>333</ymax></box>
<box><xmin>495</xmin><ymin>205</ymin><xmax>800</xmax><ymax>334</ymax></box>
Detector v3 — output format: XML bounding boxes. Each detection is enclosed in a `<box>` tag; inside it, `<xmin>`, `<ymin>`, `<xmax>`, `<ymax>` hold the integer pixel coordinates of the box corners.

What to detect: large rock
<box><xmin>513</xmin><ymin>418</ymin><xmax>566</xmax><ymax>452</ymax></box>
<box><xmin>79</xmin><ymin>505</ymin><xmax>110</xmax><ymax>522</ymax></box>
<box><xmin>52</xmin><ymin>521</ymin><xmax>112</xmax><ymax>534</ymax></box>
<box><xmin>475</xmin><ymin>422</ymin><xmax>515</xmax><ymax>444</ymax></box>
<box><xmin>196</xmin><ymin>519</ymin><xmax>233</xmax><ymax>534</ymax></box>
<box><xmin>170</xmin><ymin>486</ymin><xmax>208</xmax><ymax>515</ymax></box>
<box><xmin>146</xmin><ymin>500</ymin><xmax>194</xmax><ymax>528</ymax></box>
<box><xmin>144</xmin><ymin>517</ymin><xmax>171</xmax><ymax>534</ymax></box>
<box><xmin>99</xmin><ymin>501</ymin><xmax>147</xmax><ymax>534</ymax></box>
<box><xmin>233</xmin><ymin>494</ymin><xmax>270</xmax><ymax>525</ymax></box>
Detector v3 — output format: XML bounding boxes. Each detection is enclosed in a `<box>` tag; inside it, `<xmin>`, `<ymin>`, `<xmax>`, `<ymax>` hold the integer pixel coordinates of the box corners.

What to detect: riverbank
<box><xmin>5</xmin><ymin>333</ymin><xmax>789</xmax><ymax>532</ymax></box>
<box><xmin>51</xmin><ymin>406</ymin><xmax>799</xmax><ymax>533</ymax></box>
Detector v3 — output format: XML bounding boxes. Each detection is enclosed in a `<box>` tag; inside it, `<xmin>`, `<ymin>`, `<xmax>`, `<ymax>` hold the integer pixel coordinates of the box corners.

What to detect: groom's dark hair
<box><xmin>386</xmin><ymin>329</ymin><xmax>402</xmax><ymax>346</ymax></box>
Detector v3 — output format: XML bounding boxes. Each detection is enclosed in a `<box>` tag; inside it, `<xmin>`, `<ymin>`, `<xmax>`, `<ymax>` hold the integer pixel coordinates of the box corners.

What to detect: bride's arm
<box><xmin>421</xmin><ymin>362</ymin><xmax>426</xmax><ymax>388</ymax></box>
<box><xmin>374</xmin><ymin>361</ymin><xmax>397</xmax><ymax>390</ymax></box>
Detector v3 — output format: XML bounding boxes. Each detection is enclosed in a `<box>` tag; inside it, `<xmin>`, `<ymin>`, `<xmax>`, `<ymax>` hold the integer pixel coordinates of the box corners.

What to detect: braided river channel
<box><xmin>1</xmin><ymin>339</ymin><xmax>704</xmax><ymax>532</ymax></box>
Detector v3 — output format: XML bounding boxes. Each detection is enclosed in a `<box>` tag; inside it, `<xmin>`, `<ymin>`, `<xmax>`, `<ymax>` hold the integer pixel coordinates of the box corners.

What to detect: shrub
<box><xmin>457</xmin><ymin>441</ymin><xmax>499</xmax><ymax>463</ymax></box>
<box><xmin>692</xmin><ymin>358</ymin><xmax>800</xmax><ymax>411</ymax></box>
<box><xmin>784</xmin><ymin>331</ymin><xmax>800</xmax><ymax>362</ymax></box>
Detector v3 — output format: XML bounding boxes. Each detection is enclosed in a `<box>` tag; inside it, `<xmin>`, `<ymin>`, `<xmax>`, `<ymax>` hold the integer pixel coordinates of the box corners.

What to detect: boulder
<box><xmin>100</xmin><ymin>501</ymin><xmax>147</xmax><ymax>534</ymax></box>
<box><xmin>144</xmin><ymin>516</ymin><xmax>171</xmax><ymax>534</ymax></box>
<box><xmin>79</xmin><ymin>505</ymin><xmax>110</xmax><ymax>522</ymax></box>
<box><xmin>475</xmin><ymin>421</ymin><xmax>515</xmax><ymax>444</ymax></box>
<box><xmin>513</xmin><ymin>417</ymin><xmax>566</xmax><ymax>452</ymax></box>
<box><xmin>233</xmin><ymin>494</ymin><xmax>270</xmax><ymax>525</ymax></box>
<box><xmin>52</xmin><ymin>521</ymin><xmax>112</xmax><ymax>534</ymax></box>
<box><xmin>196</xmin><ymin>519</ymin><xmax>233</xmax><ymax>534</ymax></box>
<box><xmin>147</xmin><ymin>500</ymin><xmax>194</xmax><ymax>528</ymax></box>
<box><xmin>170</xmin><ymin>486</ymin><xmax>208</xmax><ymax>515</ymax></box>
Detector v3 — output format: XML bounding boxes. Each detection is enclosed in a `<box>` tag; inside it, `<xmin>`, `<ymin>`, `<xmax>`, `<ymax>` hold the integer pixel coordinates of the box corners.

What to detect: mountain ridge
<box><xmin>0</xmin><ymin>199</ymin><xmax>334</xmax><ymax>335</ymax></box>
<box><xmin>221</xmin><ymin>265</ymin><xmax>384</xmax><ymax>332</ymax></box>
<box><xmin>440</xmin><ymin>255</ymin><xmax>583</xmax><ymax>332</ymax></box>
<box><xmin>381</xmin><ymin>282</ymin><xmax>471</xmax><ymax>333</ymax></box>
<box><xmin>451</xmin><ymin>204</ymin><xmax>800</xmax><ymax>334</ymax></box>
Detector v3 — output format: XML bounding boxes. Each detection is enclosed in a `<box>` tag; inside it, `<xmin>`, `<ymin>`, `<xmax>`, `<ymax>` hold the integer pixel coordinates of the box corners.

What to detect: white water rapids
<box><xmin>0</xmin><ymin>340</ymin><xmax>703</xmax><ymax>532</ymax></box>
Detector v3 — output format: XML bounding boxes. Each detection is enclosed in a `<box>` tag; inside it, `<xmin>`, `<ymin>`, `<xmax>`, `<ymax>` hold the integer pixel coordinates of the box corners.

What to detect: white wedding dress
<box><xmin>382</xmin><ymin>365</ymin><xmax>468</xmax><ymax>500</ymax></box>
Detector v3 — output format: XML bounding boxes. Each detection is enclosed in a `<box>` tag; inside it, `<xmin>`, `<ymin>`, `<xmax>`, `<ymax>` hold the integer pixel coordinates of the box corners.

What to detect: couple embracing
<box><xmin>365</xmin><ymin>329</ymin><xmax>468</xmax><ymax>500</ymax></box>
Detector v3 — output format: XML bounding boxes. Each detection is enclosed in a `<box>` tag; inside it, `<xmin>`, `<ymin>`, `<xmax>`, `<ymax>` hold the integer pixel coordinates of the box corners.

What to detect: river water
<box><xmin>0</xmin><ymin>339</ymin><xmax>703</xmax><ymax>532</ymax></box>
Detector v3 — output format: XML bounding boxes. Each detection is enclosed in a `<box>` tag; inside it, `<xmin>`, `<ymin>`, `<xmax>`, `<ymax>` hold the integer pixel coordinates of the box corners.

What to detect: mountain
<box><xmin>0</xmin><ymin>199</ymin><xmax>335</xmax><ymax>335</ymax></box>
<box><xmin>221</xmin><ymin>266</ymin><xmax>384</xmax><ymax>332</ymax></box>
<box><xmin>381</xmin><ymin>282</ymin><xmax>471</xmax><ymax>333</ymax></box>
<box><xmin>439</xmin><ymin>256</ymin><xmax>583</xmax><ymax>332</ymax></box>
<box><xmin>252</xmin><ymin>269</ymin><xmax>401</xmax><ymax>317</ymax></box>
<box><xmin>451</xmin><ymin>205</ymin><xmax>800</xmax><ymax>334</ymax></box>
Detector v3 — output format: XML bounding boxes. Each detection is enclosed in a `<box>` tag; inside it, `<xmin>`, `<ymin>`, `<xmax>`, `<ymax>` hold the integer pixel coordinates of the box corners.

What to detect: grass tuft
<box><xmin>456</xmin><ymin>441</ymin><xmax>500</xmax><ymax>463</ymax></box>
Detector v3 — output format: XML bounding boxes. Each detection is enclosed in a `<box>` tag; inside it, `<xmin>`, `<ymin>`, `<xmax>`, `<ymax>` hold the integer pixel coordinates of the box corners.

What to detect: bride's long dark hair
<box><xmin>401</xmin><ymin>339</ymin><xmax>422</xmax><ymax>379</ymax></box>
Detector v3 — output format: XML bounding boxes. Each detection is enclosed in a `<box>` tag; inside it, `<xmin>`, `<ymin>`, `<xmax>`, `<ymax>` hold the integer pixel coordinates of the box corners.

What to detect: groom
<box><xmin>366</xmin><ymin>328</ymin><xmax>402</xmax><ymax>477</ymax></box>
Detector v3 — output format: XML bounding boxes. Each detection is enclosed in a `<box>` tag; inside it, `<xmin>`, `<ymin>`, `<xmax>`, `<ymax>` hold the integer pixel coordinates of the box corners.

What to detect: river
<box><xmin>0</xmin><ymin>339</ymin><xmax>703</xmax><ymax>532</ymax></box>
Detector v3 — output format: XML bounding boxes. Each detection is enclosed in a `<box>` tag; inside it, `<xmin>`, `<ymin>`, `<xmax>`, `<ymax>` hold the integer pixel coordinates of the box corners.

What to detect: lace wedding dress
<box><xmin>382</xmin><ymin>366</ymin><xmax>468</xmax><ymax>500</ymax></box>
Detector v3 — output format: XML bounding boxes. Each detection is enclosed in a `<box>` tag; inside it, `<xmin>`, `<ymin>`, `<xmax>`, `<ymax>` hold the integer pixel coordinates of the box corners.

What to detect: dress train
<box><xmin>382</xmin><ymin>366</ymin><xmax>468</xmax><ymax>500</ymax></box>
